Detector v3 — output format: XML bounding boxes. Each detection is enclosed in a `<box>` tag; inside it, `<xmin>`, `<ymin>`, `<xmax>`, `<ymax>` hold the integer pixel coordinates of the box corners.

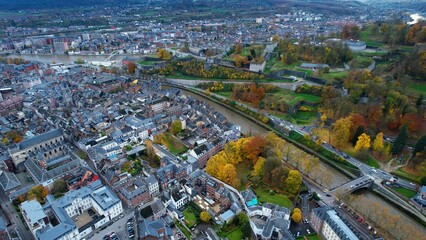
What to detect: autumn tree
<box><xmin>235</xmin><ymin>43</ymin><xmax>243</xmax><ymax>54</ymax></box>
<box><xmin>157</xmin><ymin>48</ymin><xmax>172</xmax><ymax>60</ymax></box>
<box><xmin>291</xmin><ymin>208</ymin><xmax>302</xmax><ymax>223</ymax></box>
<box><xmin>320</xmin><ymin>113</ymin><xmax>327</xmax><ymax>127</ymax></box>
<box><xmin>332</xmin><ymin>116</ymin><xmax>352</xmax><ymax>147</ymax></box>
<box><xmin>121</xmin><ymin>161</ymin><xmax>132</xmax><ymax>173</ymax></box>
<box><xmin>252</xmin><ymin>157</ymin><xmax>265</xmax><ymax>177</ymax></box>
<box><xmin>200</xmin><ymin>211</ymin><xmax>211</xmax><ymax>222</ymax></box>
<box><xmin>233</xmin><ymin>54</ymin><xmax>247</xmax><ymax>68</ymax></box>
<box><xmin>145</xmin><ymin>140</ymin><xmax>157</xmax><ymax>159</ymax></box>
<box><xmin>373</xmin><ymin>132</ymin><xmax>385</xmax><ymax>155</ymax></box>
<box><xmin>127</xmin><ymin>62</ymin><xmax>136</xmax><ymax>74</ymax></box>
<box><xmin>391</xmin><ymin>125</ymin><xmax>408</xmax><ymax>154</ymax></box>
<box><xmin>244</xmin><ymin>135</ymin><xmax>268</xmax><ymax>164</ymax></box>
<box><xmin>355</xmin><ymin>133</ymin><xmax>371</xmax><ymax>152</ymax></box>
<box><xmin>220</xmin><ymin>164</ymin><xmax>240</xmax><ymax>188</ymax></box>
<box><xmin>285</xmin><ymin>170</ymin><xmax>302</xmax><ymax>195</ymax></box>
<box><xmin>341</xmin><ymin>24</ymin><xmax>360</xmax><ymax>39</ymax></box>
<box><xmin>170</xmin><ymin>120</ymin><xmax>182</xmax><ymax>135</ymax></box>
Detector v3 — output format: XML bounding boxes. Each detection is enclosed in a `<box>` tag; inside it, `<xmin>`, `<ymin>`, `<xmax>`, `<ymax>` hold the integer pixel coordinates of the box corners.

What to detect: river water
<box><xmin>7</xmin><ymin>54</ymin><xmax>123</xmax><ymax>64</ymax></box>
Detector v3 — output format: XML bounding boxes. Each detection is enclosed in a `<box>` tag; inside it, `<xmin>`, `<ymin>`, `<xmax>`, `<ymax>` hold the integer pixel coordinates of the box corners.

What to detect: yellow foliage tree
<box><xmin>373</xmin><ymin>132</ymin><xmax>384</xmax><ymax>155</ymax></box>
<box><xmin>332</xmin><ymin>116</ymin><xmax>352</xmax><ymax>147</ymax></box>
<box><xmin>320</xmin><ymin>113</ymin><xmax>327</xmax><ymax>127</ymax></box>
<box><xmin>355</xmin><ymin>133</ymin><xmax>371</xmax><ymax>152</ymax></box>
<box><xmin>252</xmin><ymin>157</ymin><xmax>266</xmax><ymax>177</ymax></box>
<box><xmin>219</xmin><ymin>164</ymin><xmax>238</xmax><ymax>187</ymax></box>
<box><xmin>200</xmin><ymin>211</ymin><xmax>211</xmax><ymax>222</ymax></box>
<box><xmin>285</xmin><ymin>170</ymin><xmax>302</xmax><ymax>195</ymax></box>
<box><xmin>291</xmin><ymin>208</ymin><xmax>302</xmax><ymax>223</ymax></box>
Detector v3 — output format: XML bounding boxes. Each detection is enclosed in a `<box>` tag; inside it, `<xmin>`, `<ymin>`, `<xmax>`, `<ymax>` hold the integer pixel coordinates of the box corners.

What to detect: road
<box><xmin>0</xmin><ymin>188</ymin><xmax>33</xmax><ymax>240</ymax></box>
<box><xmin>89</xmin><ymin>209</ymin><xmax>135</xmax><ymax>240</ymax></box>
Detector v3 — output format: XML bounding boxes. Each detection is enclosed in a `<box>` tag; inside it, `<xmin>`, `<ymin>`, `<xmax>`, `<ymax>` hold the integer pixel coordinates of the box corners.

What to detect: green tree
<box><xmin>416</xmin><ymin>94</ymin><xmax>423</xmax><ymax>107</ymax></box>
<box><xmin>391</xmin><ymin>125</ymin><xmax>408</xmax><ymax>154</ymax></box>
<box><xmin>52</xmin><ymin>179</ymin><xmax>68</xmax><ymax>195</ymax></box>
<box><xmin>352</xmin><ymin>126</ymin><xmax>365</xmax><ymax>146</ymax></box>
<box><xmin>200</xmin><ymin>211</ymin><xmax>211</xmax><ymax>222</ymax></box>
<box><xmin>75</xmin><ymin>58</ymin><xmax>84</xmax><ymax>64</ymax></box>
<box><xmin>413</xmin><ymin>135</ymin><xmax>426</xmax><ymax>155</ymax></box>
<box><xmin>241</xmin><ymin>221</ymin><xmax>252</xmax><ymax>238</ymax></box>
<box><xmin>170</xmin><ymin>120</ymin><xmax>182</xmax><ymax>135</ymax></box>
<box><xmin>285</xmin><ymin>170</ymin><xmax>302</xmax><ymax>195</ymax></box>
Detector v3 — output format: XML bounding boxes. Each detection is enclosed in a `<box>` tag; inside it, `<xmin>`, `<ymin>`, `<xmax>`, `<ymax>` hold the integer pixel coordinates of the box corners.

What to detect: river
<box><xmin>6</xmin><ymin>54</ymin><xmax>124</xmax><ymax>64</ymax></box>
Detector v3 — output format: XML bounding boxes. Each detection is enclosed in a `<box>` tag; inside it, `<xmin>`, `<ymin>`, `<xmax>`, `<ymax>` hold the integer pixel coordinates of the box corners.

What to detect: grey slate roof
<box><xmin>0</xmin><ymin>170</ymin><xmax>21</xmax><ymax>191</ymax></box>
<box><xmin>18</xmin><ymin>129</ymin><xmax>62</xmax><ymax>150</ymax></box>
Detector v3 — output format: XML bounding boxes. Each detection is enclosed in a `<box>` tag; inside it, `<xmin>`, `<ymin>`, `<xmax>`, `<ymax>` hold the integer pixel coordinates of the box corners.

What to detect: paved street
<box><xmin>0</xmin><ymin>189</ymin><xmax>33</xmax><ymax>240</ymax></box>
<box><xmin>89</xmin><ymin>210</ymin><xmax>134</xmax><ymax>240</ymax></box>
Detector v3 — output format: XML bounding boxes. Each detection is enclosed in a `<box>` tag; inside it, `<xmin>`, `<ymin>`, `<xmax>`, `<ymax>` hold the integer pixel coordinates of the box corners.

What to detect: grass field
<box><xmin>392</xmin><ymin>187</ymin><xmax>417</xmax><ymax>198</ymax></box>
<box><xmin>407</xmin><ymin>81</ymin><xmax>426</xmax><ymax>95</ymax></box>
<box><xmin>138</xmin><ymin>60</ymin><xmax>163</xmax><ymax>66</ymax></box>
<box><xmin>392</xmin><ymin>167</ymin><xmax>422</xmax><ymax>184</ymax></box>
<box><xmin>160</xmin><ymin>133</ymin><xmax>188</xmax><ymax>155</ymax></box>
<box><xmin>253</xmin><ymin>187</ymin><xmax>293</xmax><ymax>208</ymax></box>
<box><xmin>175</xmin><ymin>221</ymin><xmax>191</xmax><ymax>239</ymax></box>
<box><xmin>271</xmin><ymin>90</ymin><xmax>321</xmax><ymax>105</ymax></box>
<box><xmin>270</xmin><ymin>60</ymin><xmax>302</xmax><ymax>71</ymax></box>
<box><xmin>296</xmin><ymin>234</ymin><xmax>322</xmax><ymax>240</ymax></box>
<box><xmin>183</xmin><ymin>207</ymin><xmax>198</xmax><ymax>228</ymax></box>
<box><xmin>225</xmin><ymin>228</ymin><xmax>243</xmax><ymax>240</ymax></box>
<box><xmin>349</xmin><ymin>55</ymin><xmax>374</xmax><ymax>68</ymax></box>
<box><xmin>318</xmin><ymin>71</ymin><xmax>348</xmax><ymax>81</ymax></box>
<box><xmin>215</xmin><ymin>91</ymin><xmax>232</xmax><ymax>98</ymax></box>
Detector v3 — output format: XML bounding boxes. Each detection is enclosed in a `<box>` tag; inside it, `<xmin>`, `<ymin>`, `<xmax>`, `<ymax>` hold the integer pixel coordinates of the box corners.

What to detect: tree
<box><xmin>243</xmin><ymin>136</ymin><xmax>267</xmax><ymax>164</ymax></box>
<box><xmin>121</xmin><ymin>161</ymin><xmax>132</xmax><ymax>173</ymax></box>
<box><xmin>320</xmin><ymin>113</ymin><xmax>327</xmax><ymax>127</ymax></box>
<box><xmin>285</xmin><ymin>170</ymin><xmax>302</xmax><ymax>195</ymax></box>
<box><xmin>241</xmin><ymin>221</ymin><xmax>252</xmax><ymax>238</ymax></box>
<box><xmin>200</xmin><ymin>211</ymin><xmax>211</xmax><ymax>222</ymax></box>
<box><xmin>75</xmin><ymin>58</ymin><xmax>84</xmax><ymax>64</ymax></box>
<box><xmin>291</xmin><ymin>208</ymin><xmax>302</xmax><ymax>223</ymax></box>
<box><xmin>352</xmin><ymin>126</ymin><xmax>365</xmax><ymax>146</ymax></box>
<box><xmin>373</xmin><ymin>132</ymin><xmax>385</xmax><ymax>155</ymax></box>
<box><xmin>219</xmin><ymin>164</ymin><xmax>239</xmax><ymax>188</ymax></box>
<box><xmin>332</xmin><ymin>116</ymin><xmax>352</xmax><ymax>147</ymax></box>
<box><xmin>52</xmin><ymin>179</ymin><xmax>68</xmax><ymax>195</ymax></box>
<box><xmin>416</xmin><ymin>94</ymin><xmax>423</xmax><ymax>107</ymax></box>
<box><xmin>252</xmin><ymin>157</ymin><xmax>265</xmax><ymax>177</ymax></box>
<box><xmin>355</xmin><ymin>133</ymin><xmax>371</xmax><ymax>152</ymax></box>
<box><xmin>127</xmin><ymin>62</ymin><xmax>136</xmax><ymax>74</ymax></box>
<box><xmin>413</xmin><ymin>135</ymin><xmax>426</xmax><ymax>155</ymax></box>
<box><xmin>145</xmin><ymin>140</ymin><xmax>157</xmax><ymax>159</ymax></box>
<box><xmin>233</xmin><ymin>54</ymin><xmax>246</xmax><ymax>68</ymax></box>
<box><xmin>235</xmin><ymin>43</ymin><xmax>243</xmax><ymax>54</ymax></box>
<box><xmin>170</xmin><ymin>120</ymin><xmax>182</xmax><ymax>135</ymax></box>
<box><xmin>421</xmin><ymin>177</ymin><xmax>426</xmax><ymax>186</ymax></box>
<box><xmin>272</xmin><ymin>34</ymin><xmax>280</xmax><ymax>42</ymax></box>
<box><xmin>391</xmin><ymin>125</ymin><xmax>408</xmax><ymax>154</ymax></box>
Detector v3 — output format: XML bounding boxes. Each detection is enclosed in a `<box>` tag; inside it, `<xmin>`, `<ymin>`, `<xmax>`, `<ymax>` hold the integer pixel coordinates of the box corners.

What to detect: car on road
<box><xmin>326</xmin><ymin>194</ymin><xmax>331</xmax><ymax>197</ymax></box>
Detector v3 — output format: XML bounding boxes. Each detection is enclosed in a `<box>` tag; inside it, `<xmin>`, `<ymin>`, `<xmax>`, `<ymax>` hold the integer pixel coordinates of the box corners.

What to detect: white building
<box><xmin>20</xmin><ymin>180</ymin><xmax>123</xmax><ymax>240</ymax></box>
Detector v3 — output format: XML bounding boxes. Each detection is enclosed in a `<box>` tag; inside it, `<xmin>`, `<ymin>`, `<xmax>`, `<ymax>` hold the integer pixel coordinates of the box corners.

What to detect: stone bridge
<box><xmin>330</xmin><ymin>175</ymin><xmax>373</xmax><ymax>195</ymax></box>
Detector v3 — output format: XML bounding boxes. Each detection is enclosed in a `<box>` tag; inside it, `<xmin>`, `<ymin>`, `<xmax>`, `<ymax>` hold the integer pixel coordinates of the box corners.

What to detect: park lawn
<box><xmin>161</xmin><ymin>133</ymin><xmax>188</xmax><ymax>155</ymax></box>
<box><xmin>225</xmin><ymin>228</ymin><xmax>243</xmax><ymax>240</ymax></box>
<box><xmin>391</xmin><ymin>167</ymin><xmax>423</xmax><ymax>184</ymax></box>
<box><xmin>293</xmin><ymin>111</ymin><xmax>317</xmax><ymax>125</ymax></box>
<box><xmin>175</xmin><ymin>221</ymin><xmax>191</xmax><ymax>239</ymax></box>
<box><xmin>366</xmin><ymin>156</ymin><xmax>380</xmax><ymax>168</ymax></box>
<box><xmin>271</xmin><ymin>90</ymin><xmax>321</xmax><ymax>105</ymax></box>
<box><xmin>296</xmin><ymin>234</ymin><xmax>322</xmax><ymax>240</ymax></box>
<box><xmin>183</xmin><ymin>207</ymin><xmax>198</xmax><ymax>228</ymax></box>
<box><xmin>349</xmin><ymin>55</ymin><xmax>374</xmax><ymax>68</ymax></box>
<box><xmin>318</xmin><ymin>71</ymin><xmax>348</xmax><ymax>81</ymax></box>
<box><xmin>253</xmin><ymin>187</ymin><xmax>293</xmax><ymax>208</ymax></box>
<box><xmin>215</xmin><ymin>91</ymin><xmax>232</xmax><ymax>98</ymax></box>
<box><xmin>392</xmin><ymin>187</ymin><xmax>417</xmax><ymax>198</ymax></box>
<box><xmin>137</xmin><ymin>60</ymin><xmax>163</xmax><ymax>66</ymax></box>
<box><xmin>270</xmin><ymin>60</ymin><xmax>303</xmax><ymax>71</ymax></box>
<box><xmin>407</xmin><ymin>82</ymin><xmax>426</xmax><ymax>95</ymax></box>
